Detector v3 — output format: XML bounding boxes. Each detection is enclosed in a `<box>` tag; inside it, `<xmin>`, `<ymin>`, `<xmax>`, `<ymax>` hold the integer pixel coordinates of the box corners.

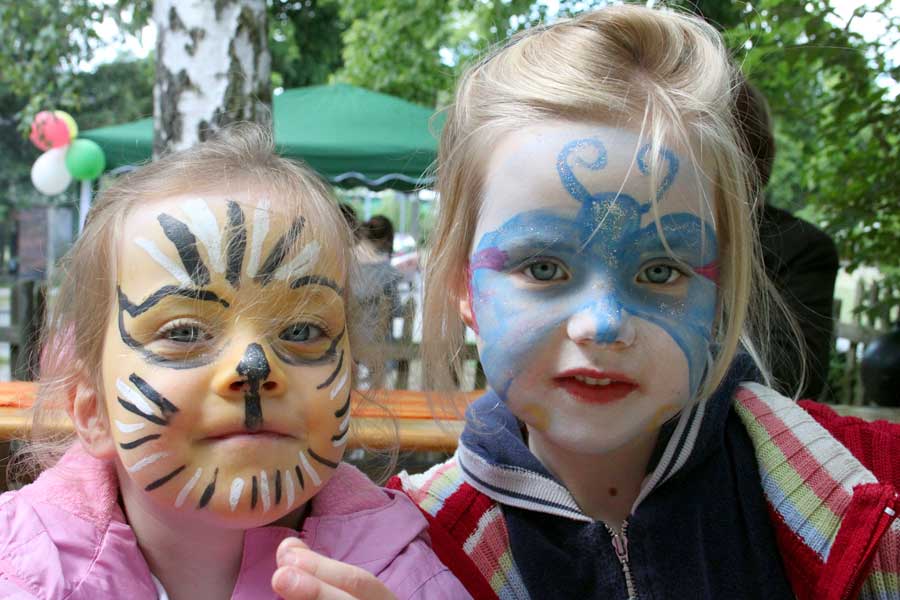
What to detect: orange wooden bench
<box><xmin>0</xmin><ymin>382</ymin><xmax>478</xmax><ymax>451</ymax></box>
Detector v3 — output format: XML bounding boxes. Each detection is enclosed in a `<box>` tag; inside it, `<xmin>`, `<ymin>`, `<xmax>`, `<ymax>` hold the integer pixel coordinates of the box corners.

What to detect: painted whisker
<box><xmin>275</xmin><ymin>470</ymin><xmax>282</xmax><ymax>505</ymax></box>
<box><xmin>260</xmin><ymin>471</ymin><xmax>271</xmax><ymax>511</ymax></box>
<box><xmin>334</xmin><ymin>390</ymin><xmax>351</xmax><ymax>418</ymax></box>
<box><xmin>330</xmin><ymin>369</ymin><xmax>349</xmax><ymax>400</ymax></box>
<box><xmin>176</xmin><ymin>468</ymin><xmax>203</xmax><ymax>508</ymax></box>
<box><xmin>117</xmin><ymin>397</ymin><xmax>167</xmax><ymax>426</ymax></box>
<box><xmin>229</xmin><ymin>478</ymin><xmax>245</xmax><ymax>512</ymax></box>
<box><xmin>119</xmin><ymin>434</ymin><xmax>161</xmax><ymax>450</ymax></box>
<box><xmin>285</xmin><ymin>469</ymin><xmax>296</xmax><ymax>505</ymax></box>
<box><xmin>127</xmin><ymin>452</ymin><xmax>168</xmax><ymax>473</ymax></box>
<box><xmin>251</xmin><ymin>475</ymin><xmax>259</xmax><ymax>509</ymax></box>
<box><xmin>317</xmin><ymin>350</ymin><xmax>344</xmax><ymax>390</ymax></box>
<box><xmin>298</xmin><ymin>451</ymin><xmax>322</xmax><ymax>486</ymax></box>
<box><xmin>294</xmin><ymin>464</ymin><xmax>305</xmax><ymax>489</ymax></box>
<box><xmin>308</xmin><ymin>448</ymin><xmax>340</xmax><ymax>470</ymax></box>
<box><xmin>197</xmin><ymin>468</ymin><xmax>218</xmax><ymax>509</ymax></box>
<box><xmin>145</xmin><ymin>465</ymin><xmax>187</xmax><ymax>491</ymax></box>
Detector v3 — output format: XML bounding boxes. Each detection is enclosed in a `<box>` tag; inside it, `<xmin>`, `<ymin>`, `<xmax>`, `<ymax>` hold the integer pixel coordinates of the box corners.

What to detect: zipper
<box><xmin>606</xmin><ymin>521</ymin><xmax>638</xmax><ymax>599</ymax></box>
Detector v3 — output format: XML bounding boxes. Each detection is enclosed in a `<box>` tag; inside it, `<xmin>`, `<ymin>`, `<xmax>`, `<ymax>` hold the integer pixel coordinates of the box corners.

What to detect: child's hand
<box><xmin>272</xmin><ymin>538</ymin><xmax>398</xmax><ymax>600</ymax></box>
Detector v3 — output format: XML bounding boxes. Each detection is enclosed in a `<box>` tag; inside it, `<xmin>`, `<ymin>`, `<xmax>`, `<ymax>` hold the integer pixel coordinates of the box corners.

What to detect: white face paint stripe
<box><xmin>332</xmin><ymin>430</ymin><xmax>349</xmax><ymax>447</ymax></box>
<box><xmin>175</xmin><ymin>468</ymin><xmax>203</xmax><ymax>508</ymax></box>
<box><xmin>135</xmin><ymin>238</ymin><xmax>192</xmax><ymax>286</ymax></box>
<box><xmin>298</xmin><ymin>451</ymin><xmax>322</xmax><ymax>486</ymax></box>
<box><xmin>127</xmin><ymin>452</ymin><xmax>168</xmax><ymax>473</ymax></box>
<box><xmin>285</xmin><ymin>469</ymin><xmax>295</xmax><ymax>506</ymax></box>
<box><xmin>272</xmin><ymin>240</ymin><xmax>320</xmax><ymax>281</ymax></box>
<box><xmin>229</xmin><ymin>478</ymin><xmax>245</xmax><ymax>512</ymax></box>
<box><xmin>246</xmin><ymin>198</ymin><xmax>270</xmax><ymax>277</ymax></box>
<box><xmin>330</xmin><ymin>369</ymin><xmax>349</xmax><ymax>400</ymax></box>
<box><xmin>181</xmin><ymin>199</ymin><xmax>225</xmax><ymax>273</ymax></box>
<box><xmin>116</xmin><ymin>378</ymin><xmax>155</xmax><ymax>417</ymax></box>
<box><xmin>260</xmin><ymin>471</ymin><xmax>271</xmax><ymax>511</ymax></box>
<box><xmin>339</xmin><ymin>412</ymin><xmax>351</xmax><ymax>432</ymax></box>
<box><xmin>115</xmin><ymin>420</ymin><xmax>145</xmax><ymax>434</ymax></box>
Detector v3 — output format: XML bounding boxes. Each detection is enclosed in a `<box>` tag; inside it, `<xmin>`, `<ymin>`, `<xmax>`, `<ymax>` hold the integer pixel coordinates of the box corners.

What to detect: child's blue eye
<box><xmin>160</xmin><ymin>321</ymin><xmax>210</xmax><ymax>344</ymax></box>
<box><xmin>524</xmin><ymin>260</ymin><xmax>567</xmax><ymax>282</ymax></box>
<box><xmin>638</xmin><ymin>264</ymin><xmax>681</xmax><ymax>284</ymax></box>
<box><xmin>280</xmin><ymin>323</ymin><xmax>323</xmax><ymax>343</ymax></box>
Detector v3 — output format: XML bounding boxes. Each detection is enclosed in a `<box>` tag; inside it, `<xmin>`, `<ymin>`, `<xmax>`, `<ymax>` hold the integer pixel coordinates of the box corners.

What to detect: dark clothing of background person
<box><xmin>758</xmin><ymin>203</ymin><xmax>840</xmax><ymax>400</ymax></box>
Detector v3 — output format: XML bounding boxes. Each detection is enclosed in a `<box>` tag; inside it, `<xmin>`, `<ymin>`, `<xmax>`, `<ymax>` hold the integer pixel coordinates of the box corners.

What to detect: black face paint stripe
<box><xmin>254</xmin><ymin>216</ymin><xmax>305</xmax><ymax>286</ymax></box>
<box><xmin>117</xmin><ymin>286</ymin><xmax>225</xmax><ymax>371</ymax></box>
<box><xmin>271</xmin><ymin>327</ymin><xmax>346</xmax><ymax>367</ymax></box>
<box><xmin>117</xmin><ymin>397</ymin><xmax>168</xmax><ymax>426</ymax></box>
<box><xmin>129</xmin><ymin>373</ymin><xmax>179</xmax><ymax>416</ymax></box>
<box><xmin>158</xmin><ymin>213</ymin><xmax>210</xmax><ymax>286</ymax></box>
<box><xmin>308</xmin><ymin>449</ymin><xmax>339</xmax><ymax>470</ymax></box>
<box><xmin>290</xmin><ymin>275</ymin><xmax>345</xmax><ymax>296</ymax></box>
<box><xmin>316</xmin><ymin>350</ymin><xmax>344</xmax><ymax>390</ymax></box>
<box><xmin>251</xmin><ymin>475</ymin><xmax>259</xmax><ymax>509</ymax></box>
<box><xmin>334</xmin><ymin>389</ymin><xmax>351</xmax><ymax>418</ymax></box>
<box><xmin>275</xmin><ymin>470</ymin><xmax>282</xmax><ymax>505</ymax></box>
<box><xmin>331</xmin><ymin>428</ymin><xmax>348</xmax><ymax>443</ymax></box>
<box><xmin>145</xmin><ymin>465</ymin><xmax>186</xmax><ymax>491</ymax></box>
<box><xmin>225</xmin><ymin>200</ymin><xmax>246</xmax><ymax>289</ymax></box>
<box><xmin>236</xmin><ymin>343</ymin><xmax>271</xmax><ymax>431</ymax></box>
<box><xmin>118</xmin><ymin>285</ymin><xmax>229</xmax><ymax>318</ymax></box>
<box><xmin>294</xmin><ymin>465</ymin><xmax>305</xmax><ymax>489</ymax></box>
<box><xmin>197</xmin><ymin>468</ymin><xmax>218</xmax><ymax>509</ymax></box>
<box><xmin>119</xmin><ymin>434</ymin><xmax>161</xmax><ymax>449</ymax></box>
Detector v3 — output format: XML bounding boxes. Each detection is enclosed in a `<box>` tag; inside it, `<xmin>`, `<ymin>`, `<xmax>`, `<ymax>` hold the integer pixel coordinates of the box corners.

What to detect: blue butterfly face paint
<box><xmin>467</xmin><ymin>123</ymin><xmax>718</xmax><ymax>454</ymax></box>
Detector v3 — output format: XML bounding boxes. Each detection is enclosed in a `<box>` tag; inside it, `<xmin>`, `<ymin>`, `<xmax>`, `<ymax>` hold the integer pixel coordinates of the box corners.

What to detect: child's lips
<box><xmin>553</xmin><ymin>369</ymin><xmax>638</xmax><ymax>404</ymax></box>
<box><xmin>203</xmin><ymin>428</ymin><xmax>296</xmax><ymax>443</ymax></box>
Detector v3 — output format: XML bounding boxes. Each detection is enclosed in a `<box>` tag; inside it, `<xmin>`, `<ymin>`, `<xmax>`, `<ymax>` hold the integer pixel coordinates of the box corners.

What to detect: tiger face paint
<box><xmin>101</xmin><ymin>194</ymin><xmax>351</xmax><ymax>527</ymax></box>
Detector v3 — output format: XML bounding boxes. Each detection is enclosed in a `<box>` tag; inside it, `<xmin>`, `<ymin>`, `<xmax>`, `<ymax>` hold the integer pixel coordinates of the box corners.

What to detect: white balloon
<box><xmin>31</xmin><ymin>147</ymin><xmax>72</xmax><ymax>195</ymax></box>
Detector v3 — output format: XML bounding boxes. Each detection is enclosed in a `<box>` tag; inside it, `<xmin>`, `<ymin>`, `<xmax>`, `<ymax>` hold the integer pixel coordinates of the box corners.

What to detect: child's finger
<box><xmin>272</xmin><ymin>566</ymin><xmax>355</xmax><ymax>600</ymax></box>
<box><xmin>275</xmin><ymin>545</ymin><xmax>397</xmax><ymax>600</ymax></box>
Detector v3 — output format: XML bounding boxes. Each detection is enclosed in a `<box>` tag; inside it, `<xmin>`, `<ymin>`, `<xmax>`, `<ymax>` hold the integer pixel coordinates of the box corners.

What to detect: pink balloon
<box><xmin>29</xmin><ymin>111</ymin><xmax>71</xmax><ymax>151</ymax></box>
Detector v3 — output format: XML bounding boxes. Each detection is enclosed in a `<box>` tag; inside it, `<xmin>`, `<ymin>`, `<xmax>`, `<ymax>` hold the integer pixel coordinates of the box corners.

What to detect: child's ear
<box><xmin>457</xmin><ymin>267</ymin><xmax>477</xmax><ymax>332</ymax></box>
<box><xmin>70</xmin><ymin>380</ymin><xmax>116</xmax><ymax>460</ymax></box>
<box><xmin>458</xmin><ymin>295</ymin><xmax>476</xmax><ymax>331</ymax></box>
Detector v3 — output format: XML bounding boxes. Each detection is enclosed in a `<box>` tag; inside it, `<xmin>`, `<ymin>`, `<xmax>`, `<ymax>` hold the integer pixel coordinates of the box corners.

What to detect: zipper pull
<box><xmin>611</xmin><ymin>530</ymin><xmax>629</xmax><ymax>562</ymax></box>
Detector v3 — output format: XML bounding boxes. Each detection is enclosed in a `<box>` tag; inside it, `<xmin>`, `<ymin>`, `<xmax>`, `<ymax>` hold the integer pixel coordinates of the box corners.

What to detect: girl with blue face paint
<box><xmin>387</xmin><ymin>5</ymin><xmax>900</xmax><ymax>600</ymax></box>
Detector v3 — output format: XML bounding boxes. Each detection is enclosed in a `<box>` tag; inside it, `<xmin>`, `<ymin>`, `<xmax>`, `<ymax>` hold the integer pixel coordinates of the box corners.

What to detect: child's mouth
<box><xmin>554</xmin><ymin>369</ymin><xmax>638</xmax><ymax>404</ymax></box>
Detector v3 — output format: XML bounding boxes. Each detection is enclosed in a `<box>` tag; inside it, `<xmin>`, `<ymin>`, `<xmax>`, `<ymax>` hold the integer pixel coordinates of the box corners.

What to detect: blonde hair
<box><xmin>13</xmin><ymin>123</ymin><xmax>395</xmax><ymax>481</ymax></box>
<box><xmin>423</xmin><ymin>4</ymin><xmax>780</xmax><ymax>402</ymax></box>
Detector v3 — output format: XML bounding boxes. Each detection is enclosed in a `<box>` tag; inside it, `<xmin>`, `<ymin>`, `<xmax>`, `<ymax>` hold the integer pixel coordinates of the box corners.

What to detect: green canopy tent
<box><xmin>80</xmin><ymin>83</ymin><xmax>443</xmax><ymax>191</ymax></box>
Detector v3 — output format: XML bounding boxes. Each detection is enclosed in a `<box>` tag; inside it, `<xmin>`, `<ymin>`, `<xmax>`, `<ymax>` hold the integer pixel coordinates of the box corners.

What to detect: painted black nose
<box><xmin>236</xmin><ymin>343</ymin><xmax>271</xmax><ymax>431</ymax></box>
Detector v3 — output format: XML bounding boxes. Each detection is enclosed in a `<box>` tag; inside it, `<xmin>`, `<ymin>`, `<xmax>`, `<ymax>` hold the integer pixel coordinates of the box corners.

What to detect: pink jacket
<box><xmin>0</xmin><ymin>446</ymin><xmax>470</xmax><ymax>599</ymax></box>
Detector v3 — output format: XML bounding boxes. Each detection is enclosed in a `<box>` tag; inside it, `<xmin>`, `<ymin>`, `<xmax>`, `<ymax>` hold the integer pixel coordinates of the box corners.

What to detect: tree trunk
<box><xmin>152</xmin><ymin>0</ymin><xmax>271</xmax><ymax>156</ymax></box>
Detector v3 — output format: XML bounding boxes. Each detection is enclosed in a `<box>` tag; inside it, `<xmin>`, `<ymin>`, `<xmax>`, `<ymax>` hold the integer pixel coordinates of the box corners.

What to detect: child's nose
<box><xmin>566</xmin><ymin>298</ymin><xmax>636</xmax><ymax>347</ymax></box>
<box><xmin>211</xmin><ymin>340</ymin><xmax>287</xmax><ymax>400</ymax></box>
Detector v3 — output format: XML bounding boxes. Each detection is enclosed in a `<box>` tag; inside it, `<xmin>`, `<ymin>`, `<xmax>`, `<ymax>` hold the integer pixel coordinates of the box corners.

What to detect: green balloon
<box><xmin>65</xmin><ymin>139</ymin><xmax>106</xmax><ymax>180</ymax></box>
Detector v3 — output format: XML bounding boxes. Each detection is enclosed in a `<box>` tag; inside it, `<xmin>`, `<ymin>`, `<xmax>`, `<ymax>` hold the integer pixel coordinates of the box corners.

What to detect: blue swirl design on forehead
<box><xmin>470</xmin><ymin>136</ymin><xmax>718</xmax><ymax>400</ymax></box>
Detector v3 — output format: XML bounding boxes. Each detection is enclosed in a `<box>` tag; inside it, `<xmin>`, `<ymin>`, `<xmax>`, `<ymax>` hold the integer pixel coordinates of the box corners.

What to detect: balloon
<box><xmin>54</xmin><ymin>110</ymin><xmax>78</xmax><ymax>139</ymax></box>
<box><xmin>29</xmin><ymin>111</ymin><xmax>71</xmax><ymax>151</ymax></box>
<box><xmin>65</xmin><ymin>139</ymin><xmax>106</xmax><ymax>180</ymax></box>
<box><xmin>31</xmin><ymin>147</ymin><xmax>72</xmax><ymax>195</ymax></box>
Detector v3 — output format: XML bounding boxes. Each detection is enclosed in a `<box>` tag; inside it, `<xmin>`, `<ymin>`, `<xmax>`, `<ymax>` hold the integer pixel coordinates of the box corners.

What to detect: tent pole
<box><xmin>78</xmin><ymin>180</ymin><xmax>93</xmax><ymax>234</ymax></box>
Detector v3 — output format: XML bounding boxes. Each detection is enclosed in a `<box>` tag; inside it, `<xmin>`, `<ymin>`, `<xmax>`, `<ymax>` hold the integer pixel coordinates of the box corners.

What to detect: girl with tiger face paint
<box><xmin>2</xmin><ymin>125</ymin><xmax>469</xmax><ymax>600</ymax></box>
<box><xmin>104</xmin><ymin>193</ymin><xmax>351</xmax><ymax>526</ymax></box>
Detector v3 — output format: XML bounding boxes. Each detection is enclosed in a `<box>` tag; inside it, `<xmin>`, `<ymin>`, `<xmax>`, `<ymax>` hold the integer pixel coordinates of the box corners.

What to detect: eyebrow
<box><xmin>118</xmin><ymin>285</ymin><xmax>230</xmax><ymax>318</ymax></box>
<box><xmin>491</xmin><ymin>233</ymin><xmax>579</xmax><ymax>257</ymax></box>
<box><xmin>290</xmin><ymin>274</ymin><xmax>345</xmax><ymax>295</ymax></box>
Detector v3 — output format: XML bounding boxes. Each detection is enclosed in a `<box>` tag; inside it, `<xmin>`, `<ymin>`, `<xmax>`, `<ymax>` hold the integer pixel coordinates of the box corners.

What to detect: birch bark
<box><xmin>153</xmin><ymin>0</ymin><xmax>271</xmax><ymax>156</ymax></box>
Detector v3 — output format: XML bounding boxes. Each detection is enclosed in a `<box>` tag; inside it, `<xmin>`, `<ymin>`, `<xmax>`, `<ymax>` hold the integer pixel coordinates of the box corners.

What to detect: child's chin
<box><xmin>177</xmin><ymin>498</ymin><xmax>310</xmax><ymax>530</ymax></box>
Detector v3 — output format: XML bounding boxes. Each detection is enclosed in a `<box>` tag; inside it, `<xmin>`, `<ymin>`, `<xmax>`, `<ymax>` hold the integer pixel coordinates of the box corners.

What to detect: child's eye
<box><xmin>522</xmin><ymin>260</ymin><xmax>568</xmax><ymax>282</ymax></box>
<box><xmin>158</xmin><ymin>320</ymin><xmax>211</xmax><ymax>344</ymax></box>
<box><xmin>280</xmin><ymin>323</ymin><xmax>324</xmax><ymax>343</ymax></box>
<box><xmin>637</xmin><ymin>264</ymin><xmax>683</xmax><ymax>285</ymax></box>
